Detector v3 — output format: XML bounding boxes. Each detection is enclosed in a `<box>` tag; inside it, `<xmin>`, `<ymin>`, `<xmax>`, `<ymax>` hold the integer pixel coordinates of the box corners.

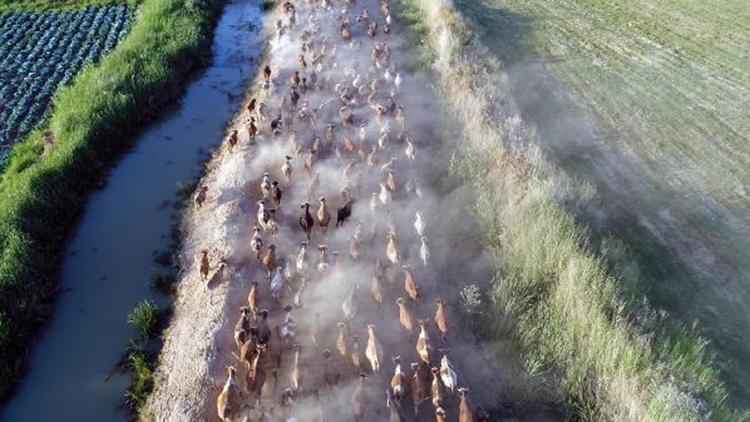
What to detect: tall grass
<box><xmin>125</xmin><ymin>348</ymin><xmax>154</xmax><ymax>410</ymax></box>
<box><xmin>128</xmin><ymin>300</ymin><xmax>160</xmax><ymax>339</ymax></box>
<box><xmin>397</xmin><ymin>0</ymin><xmax>743</xmax><ymax>419</ymax></box>
<box><xmin>0</xmin><ymin>0</ymin><xmax>222</xmax><ymax>401</ymax></box>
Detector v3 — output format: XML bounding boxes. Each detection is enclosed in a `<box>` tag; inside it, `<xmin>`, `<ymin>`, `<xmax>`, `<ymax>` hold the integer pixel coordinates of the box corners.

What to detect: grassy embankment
<box><xmin>0</xmin><ymin>0</ymin><xmax>223</xmax><ymax>401</ymax></box>
<box><xmin>398</xmin><ymin>0</ymin><xmax>745</xmax><ymax>419</ymax></box>
<box><xmin>455</xmin><ymin>0</ymin><xmax>750</xmax><ymax>406</ymax></box>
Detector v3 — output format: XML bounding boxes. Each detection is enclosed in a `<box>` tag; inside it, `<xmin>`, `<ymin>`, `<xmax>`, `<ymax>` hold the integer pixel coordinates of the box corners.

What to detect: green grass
<box><xmin>0</xmin><ymin>0</ymin><xmax>222</xmax><ymax>402</ymax></box>
<box><xmin>125</xmin><ymin>348</ymin><xmax>154</xmax><ymax>410</ymax></box>
<box><xmin>454</xmin><ymin>0</ymin><xmax>750</xmax><ymax>407</ymax></box>
<box><xmin>127</xmin><ymin>300</ymin><xmax>160</xmax><ymax>339</ymax></box>
<box><xmin>397</xmin><ymin>0</ymin><xmax>745</xmax><ymax>419</ymax></box>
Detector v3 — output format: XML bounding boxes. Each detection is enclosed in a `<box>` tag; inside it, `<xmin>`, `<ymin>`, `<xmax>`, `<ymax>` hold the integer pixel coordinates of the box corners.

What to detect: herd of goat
<box><xmin>194</xmin><ymin>0</ymin><xmax>483</xmax><ymax>420</ymax></box>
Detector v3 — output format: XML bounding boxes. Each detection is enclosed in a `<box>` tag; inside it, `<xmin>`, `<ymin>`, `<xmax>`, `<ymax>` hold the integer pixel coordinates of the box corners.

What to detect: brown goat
<box><xmin>458</xmin><ymin>388</ymin><xmax>475</xmax><ymax>422</ymax></box>
<box><xmin>403</xmin><ymin>266</ymin><xmax>420</xmax><ymax>302</ymax></box>
<box><xmin>396</xmin><ymin>298</ymin><xmax>414</xmax><ymax>334</ymax></box>
<box><xmin>352</xmin><ymin>373</ymin><xmax>368</xmax><ymax>421</ymax></box>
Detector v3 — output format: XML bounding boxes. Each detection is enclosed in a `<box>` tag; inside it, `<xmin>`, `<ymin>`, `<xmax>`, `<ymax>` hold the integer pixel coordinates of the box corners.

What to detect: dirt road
<box><xmin>146</xmin><ymin>1</ymin><xmax>549</xmax><ymax>420</ymax></box>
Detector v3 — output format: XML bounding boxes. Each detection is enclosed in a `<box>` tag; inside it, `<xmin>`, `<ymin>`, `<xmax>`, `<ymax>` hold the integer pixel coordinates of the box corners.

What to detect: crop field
<box><xmin>0</xmin><ymin>5</ymin><xmax>132</xmax><ymax>165</ymax></box>
<box><xmin>455</xmin><ymin>0</ymin><xmax>750</xmax><ymax>409</ymax></box>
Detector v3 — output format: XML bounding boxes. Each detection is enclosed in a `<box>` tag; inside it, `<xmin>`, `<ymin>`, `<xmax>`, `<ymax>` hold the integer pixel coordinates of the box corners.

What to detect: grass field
<box><xmin>0</xmin><ymin>0</ymin><xmax>221</xmax><ymax>402</ymax></box>
<box><xmin>0</xmin><ymin>6</ymin><xmax>133</xmax><ymax>161</ymax></box>
<box><xmin>455</xmin><ymin>0</ymin><xmax>750</xmax><ymax>409</ymax></box>
<box><xmin>398</xmin><ymin>0</ymin><xmax>746</xmax><ymax>419</ymax></box>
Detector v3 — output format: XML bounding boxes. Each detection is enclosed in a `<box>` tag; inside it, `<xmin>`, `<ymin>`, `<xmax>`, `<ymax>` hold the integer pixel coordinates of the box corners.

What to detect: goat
<box><xmin>367</xmin><ymin>21</ymin><xmax>377</xmax><ymax>38</ymax></box>
<box><xmin>250</xmin><ymin>226</ymin><xmax>263</xmax><ymax>261</ymax></box>
<box><xmin>439</xmin><ymin>350</ymin><xmax>458</xmax><ymax>393</ymax></box>
<box><xmin>436</xmin><ymin>407</ymin><xmax>448</xmax><ymax>422</ymax></box>
<box><xmin>270</xmin><ymin>266</ymin><xmax>284</xmax><ymax>302</ymax></box>
<box><xmin>217</xmin><ymin>366</ymin><xmax>241</xmax><ymax>421</ymax></box>
<box><xmin>366</xmin><ymin>324</ymin><xmax>383</xmax><ymax>372</ymax></box>
<box><xmin>396</xmin><ymin>297</ymin><xmax>414</xmax><ymax>334</ymax></box>
<box><xmin>227</xmin><ymin>129</ymin><xmax>238</xmax><ymax>151</ymax></box>
<box><xmin>293</xmin><ymin>276</ymin><xmax>307</xmax><ymax>307</ymax></box>
<box><xmin>414</xmin><ymin>211</ymin><xmax>425</xmax><ymax>237</ymax></box>
<box><xmin>395</xmin><ymin>105</ymin><xmax>405</xmax><ymax>128</ymax></box>
<box><xmin>336</xmin><ymin>322</ymin><xmax>349</xmax><ymax>358</ymax></box>
<box><xmin>262</xmin><ymin>245</ymin><xmax>276</xmax><ymax>279</ymax></box>
<box><xmin>234</xmin><ymin>307</ymin><xmax>252</xmax><ymax>349</ymax></box>
<box><xmin>247</xmin><ymin>117</ymin><xmax>258</xmax><ymax>142</ymax></box>
<box><xmin>430</xmin><ymin>367</ymin><xmax>447</xmax><ymax>410</ymax></box>
<box><xmin>281</xmin><ymin>155</ymin><xmax>293</xmax><ymax>183</ymax></box>
<box><xmin>280</xmin><ymin>305</ymin><xmax>297</xmax><ymax>345</ymax></box>
<box><xmin>317</xmin><ymin>196</ymin><xmax>331</xmax><ymax>234</ymax></box>
<box><xmin>290</xmin><ymin>345</ymin><xmax>302</xmax><ymax>392</ymax></box>
<box><xmin>416</xmin><ymin>319</ymin><xmax>433</xmax><ymax>365</ymax></box>
<box><xmin>352</xmin><ymin>373</ymin><xmax>368</xmax><ymax>421</ymax></box>
<box><xmin>257</xmin><ymin>200</ymin><xmax>270</xmax><ymax>230</ymax></box>
<box><xmin>260</xmin><ymin>173</ymin><xmax>272</xmax><ymax>199</ymax></box>
<box><xmin>385</xmin><ymin>169</ymin><xmax>398</xmax><ymax>193</ymax></box>
<box><xmin>265</xmin><ymin>209</ymin><xmax>279</xmax><ymax>239</ymax></box>
<box><xmin>379</xmin><ymin>182</ymin><xmax>391</xmax><ymax>205</ymax></box>
<box><xmin>336</xmin><ymin>195</ymin><xmax>355</xmax><ymax>227</ymax></box>
<box><xmin>246</xmin><ymin>345</ymin><xmax>267</xmax><ymax>406</ymax></box>
<box><xmin>403</xmin><ymin>265</ymin><xmax>420</xmax><ymax>303</ymax></box>
<box><xmin>435</xmin><ymin>298</ymin><xmax>448</xmax><ymax>339</ymax></box>
<box><xmin>270</xmin><ymin>181</ymin><xmax>282</xmax><ymax>207</ymax></box>
<box><xmin>390</xmin><ymin>356</ymin><xmax>407</xmax><ymax>405</ymax></box>
<box><xmin>349</xmin><ymin>232</ymin><xmax>362</xmax><ymax>261</ymax></box>
<box><xmin>410</xmin><ymin>363</ymin><xmax>429</xmax><ymax>416</ymax></box>
<box><xmin>247</xmin><ymin>281</ymin><xmax>259</xmax><ymax>317</ymax></box>
<box><xmin>371</xmin><ymin>273</ymin><xmax>384</xmax><ymax>308</ymax></box>
<box><xmin>322</xmin><ymin>349</ymin><xmax>340</xmax><ymax>387</ymax></box>
<box><xmin>256</xmin><ymin>309</ymin><xmax>271</xmax><ymax>344</ymax></box>
<box><xmin>295</xmin><ymin>240</ymin><xmax>309</xmax><ymax>273</ymax></box>
<box><xmin>199</xmin><ymin>250</ymin><xmax>210</xmax><ymax>281</ymax></box>
<box><xmin>239</xmin><ymin>329</ymin><xmax>259</xmax><ymax>370</ymax></box>
<box><xmin>385</xmin><ymin>232</ymin><xmax>400</xmax><ymax>265</ymax></box>
<box><xmin>351</xmin><ymin>335</ymin><xmax>367</xmax><ymax>373</ymax></box>
<box><xmin>458</xmin><ymin>388</ymin><xmax>475</xmax><ymax>422</ymax></box>
<box><xmin>299</xmin><ymin>202</ymin><xmax>314</xmax><ymax>240</ymax></box>
<box><xmin>317</xmin><ymin>244</ymin><xmax>330</xmax><ymax>274</ymax></box>
<box><xmin>419</xmin><ymin>236</ymin><xmax>430</xmax><ymax>267</ymax></box>
<box><xmin>342</xmin><ymin>284</ymin><xmax>359</xmax><ymax>321</ymax></box>
<box><xmin>195</xmin><ymin>185</ymin><xmax>208</xmax><ymax>208</ymax></box>
<box><xmin>404</xmin><ymin>138</ymin><xmax>415</xmax><ymax>161</ymax></box>
<box><xmin>340</xmin><ymin>23</ymin><xmax>352</xmax><ymax>42</ymax></box>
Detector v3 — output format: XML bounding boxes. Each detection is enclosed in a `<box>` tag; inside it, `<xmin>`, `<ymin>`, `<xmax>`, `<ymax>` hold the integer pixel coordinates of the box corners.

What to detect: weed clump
<box><xmin>125</xmin><ymin>348</ymin><xmax>153</xmax><ymax>410</ymax></box>
<box><xmin>128</xmin><ymin>300</ymin><xmax>160</xmax><ymax>339</ymax></box>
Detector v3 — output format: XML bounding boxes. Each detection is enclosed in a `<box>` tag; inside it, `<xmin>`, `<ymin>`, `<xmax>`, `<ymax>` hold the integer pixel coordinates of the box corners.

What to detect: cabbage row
<box><xmin>0</xmin><ymin>5</ymin><xmax>132</xmax><ymax>164</ymax></box>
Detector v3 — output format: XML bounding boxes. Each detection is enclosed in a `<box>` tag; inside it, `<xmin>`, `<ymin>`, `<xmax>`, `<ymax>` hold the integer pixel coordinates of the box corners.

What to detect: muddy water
<box><xmin>0</xmin><ymin>1</ymin><xmax>262</xmax><ymax>420</ymax></box>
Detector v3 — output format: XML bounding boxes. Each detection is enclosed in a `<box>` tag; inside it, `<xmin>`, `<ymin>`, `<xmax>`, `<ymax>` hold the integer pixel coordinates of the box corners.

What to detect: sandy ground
<box><xmin>145</xmin><ymin>1</ymin><xmax>552</xmax><ymax>421</ymax></box>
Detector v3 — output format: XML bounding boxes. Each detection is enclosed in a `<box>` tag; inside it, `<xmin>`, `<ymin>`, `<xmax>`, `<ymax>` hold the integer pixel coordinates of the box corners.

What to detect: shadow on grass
<box><xmin>455</xmin><ymin>0</ymin><xmax>750</xmax><ymax>408</ymax></box>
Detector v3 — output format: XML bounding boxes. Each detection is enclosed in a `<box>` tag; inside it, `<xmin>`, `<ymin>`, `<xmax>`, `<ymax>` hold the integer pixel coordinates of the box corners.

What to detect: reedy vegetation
<box><xmin>397</xmin><ymin>0</ymin><xmax>743</xmax><ymax>419</ymax></box>
<box><xmin>0</xmin><ymin>0</ymin><xmax>222</xmax><ymax>401</ymax></box>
